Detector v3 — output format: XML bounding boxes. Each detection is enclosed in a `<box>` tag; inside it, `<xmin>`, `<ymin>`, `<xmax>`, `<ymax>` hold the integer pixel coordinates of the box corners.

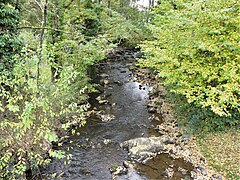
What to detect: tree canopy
<box><xmin>139</xmin><ymin>0</ymin><xmax>240</xmax><ymax>116</ymax></box>
<box><xmin>0</xmin><ymin>0</ymin><xmax>146</xmax><ymax>178</ymax></box>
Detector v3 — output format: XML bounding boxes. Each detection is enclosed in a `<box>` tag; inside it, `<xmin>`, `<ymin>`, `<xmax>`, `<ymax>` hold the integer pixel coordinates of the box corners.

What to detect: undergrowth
<box><xmin>165</xmin><ymin>92</ymin><xmax>239</xmax><ymax>179</ymax></box>
<box><xmin>167</xmin><ymin>93</ymin><xmax>239</xmax><ymax>135</ymax></box>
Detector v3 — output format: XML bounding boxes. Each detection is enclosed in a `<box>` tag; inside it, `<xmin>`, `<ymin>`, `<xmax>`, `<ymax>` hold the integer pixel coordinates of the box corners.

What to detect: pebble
<box><xmin>148</xmin><ymin>107</ymin><xmax>157</xmax><ymax>113</ymax></box>
<box><xmin>103</xmin><ymin>139</ymin><xmax>111</xmax><ymax>145</ymax></box>
<box><xmin>123</xmin><ymin>161</ymin><xmax>130</xmax><ymax>168</ymax></box>
<box><xmin>100</xmin><ymin>73</ymin><xmax>109</xmax><ymax>78</ymax></box>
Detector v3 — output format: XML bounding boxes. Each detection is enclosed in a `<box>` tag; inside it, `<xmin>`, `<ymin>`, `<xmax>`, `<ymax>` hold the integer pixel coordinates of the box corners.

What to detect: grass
<box><xmin>198</xmin><ymin>128</ymin><xmax>240</xmax><ymax>179</ymax></box>
<box><xmin>164</xmin><ymin>92</ymin><xmax>240</xmax><ymax>179</ymax></box>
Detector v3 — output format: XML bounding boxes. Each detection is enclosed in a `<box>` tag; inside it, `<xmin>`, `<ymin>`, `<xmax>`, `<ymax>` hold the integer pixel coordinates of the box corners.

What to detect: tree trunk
<box><xmin>50</xmin><ymin>0</ymin><xmax>63</xmax><ymax>82</ymax></box>
<box><xmin>37</xmin><ymin>0</ymin><xmax>48</xmax><ymax>88</ymax></box>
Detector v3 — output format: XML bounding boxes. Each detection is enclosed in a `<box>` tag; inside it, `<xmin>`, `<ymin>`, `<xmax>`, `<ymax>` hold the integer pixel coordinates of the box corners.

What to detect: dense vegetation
<box><xmin>138</xmin><ymin>2</ymin><xmax>239</xmax><ymax>178</ymax></box>
<box><xmin>0</xmin><ymin>0</ymin><xmax>239</xmax><ymax>179</ymax></box>
<box><xmin>139</xmin><ymin>0</ymin><xmax>239</xmax><ymax>119</ymax></box>
<box><xmin>0</xmin><ymin>0</ymin><xmax>147</xmax><ymax>179</ymax></box>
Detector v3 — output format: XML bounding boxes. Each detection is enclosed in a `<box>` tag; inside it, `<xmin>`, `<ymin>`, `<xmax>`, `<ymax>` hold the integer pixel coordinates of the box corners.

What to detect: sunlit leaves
<box><xmin>48</xmin><ymin>150</ymin><xmax>65</xmax><ymax>159</ymax></box>
<box><xmin>139</xmin><ymin>0</ymin><xmax>240</xmax><ymax>116</ymax></box>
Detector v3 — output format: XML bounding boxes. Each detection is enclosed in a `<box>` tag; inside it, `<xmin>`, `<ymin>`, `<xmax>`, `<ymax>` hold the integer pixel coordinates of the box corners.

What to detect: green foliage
<box><xmin>101</xmin><ymin>11</ymin><xmax>145</xmax><ymax>46</ymax></box>
<box><xmin>139</xmin><ymin>0</ymin><xmax>240</xmax><ymax>116</ymax></box>
<box><xmin>0</xmin><ymin>1</ymin><xmax>22</xmax><ymax>73</ymax></box>
<box><xmin>170</xmin><ymin>94</ymin><xmax>239</xmax><ymax>134</ymax></box>
<box><xmin>103</xmin><ymin>0</ymin><xmax>151</xmax><ymax>46</ymax></box>
<box><xmin>226</xmin><ymin>170</ymin><xmax>240</xmax><ymax>180</ymax></box>
<box><xmin>0</xmin><ymin>0</ymin><xmax>147</xmax><ymax>178</ymax></box>
<box><xmin>80</xmin><ymin>1</ymin><xmax>104</xmax><ymax>36</ymax></box>
<box><xmin>0</xmin><ymin>51</ymin><xmax>87</xmax><ymax>178</ymax></box>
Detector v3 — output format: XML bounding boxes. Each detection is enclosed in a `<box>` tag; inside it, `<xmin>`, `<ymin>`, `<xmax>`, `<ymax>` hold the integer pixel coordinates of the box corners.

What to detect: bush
<box><xmin>0</xmin><ymin>1</ymin><xmax>22</xmax><ymax>73</ymax></box>
<box><xmin>0</xmin><ymin>54</ymin><xmax>87</xmax><ymax>178</ymax></box>
<box><xmin>139</xmin><ymin>0</ymin><xmax>240</xmax><ymax>116</ymax></box>
<box><xmin>0</xmin><ymin>1</ymin><xmax>147</xmax><ymax>178</ymax></box>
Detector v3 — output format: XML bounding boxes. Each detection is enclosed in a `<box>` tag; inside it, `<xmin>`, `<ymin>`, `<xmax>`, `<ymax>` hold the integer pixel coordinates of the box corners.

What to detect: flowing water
<box><xmin>42</xmin><ymin>52</ymin><xmax>193</xmax><ymax>180</ymax></box>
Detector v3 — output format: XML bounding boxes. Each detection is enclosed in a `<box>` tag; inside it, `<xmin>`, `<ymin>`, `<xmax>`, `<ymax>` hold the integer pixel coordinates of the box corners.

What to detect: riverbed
<box><xmin>42</xmin><ymin>50</ymin><xmax>194</xmax><ymax>180</ymax></box>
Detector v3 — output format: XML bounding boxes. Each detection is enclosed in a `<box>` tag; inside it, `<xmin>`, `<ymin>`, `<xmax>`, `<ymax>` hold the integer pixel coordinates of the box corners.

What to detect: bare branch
<box><xmin>19</xmin><ymin>26</ymin><xmax>73</xmax><ymax>34</ymax></box>
<box><xmin>31</xmin><ymin>0</ymin><xmax>43</xmax><ymax>11</ymax></box>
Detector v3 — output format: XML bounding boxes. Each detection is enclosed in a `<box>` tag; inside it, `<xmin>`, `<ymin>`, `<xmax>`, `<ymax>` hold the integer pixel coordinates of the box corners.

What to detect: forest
<box><xmin>0</xmin><ymin>0</ymin><xmax>239</xmax><ymax>179</ymax></box>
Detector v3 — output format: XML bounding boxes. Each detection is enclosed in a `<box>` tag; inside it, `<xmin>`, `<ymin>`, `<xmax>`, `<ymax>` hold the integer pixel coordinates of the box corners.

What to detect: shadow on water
<box><xmin>135</xmin><ymin>153</ymin><xmax>193</xmax><ymax>180</ymax></box>
<box><xmin>41</xmin><ymin>51</ymin><xmax>193</xmax><ymax>180</ymax></box>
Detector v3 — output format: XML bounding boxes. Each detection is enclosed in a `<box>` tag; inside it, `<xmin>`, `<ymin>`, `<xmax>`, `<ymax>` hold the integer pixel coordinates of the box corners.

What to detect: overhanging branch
<box><xmin>19</xmin><ymin>26</ymin><xmax>73</xmax><ymax>34</ymax></box>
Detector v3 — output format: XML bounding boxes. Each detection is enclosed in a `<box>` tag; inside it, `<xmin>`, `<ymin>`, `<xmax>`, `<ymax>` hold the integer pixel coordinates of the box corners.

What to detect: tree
<box><xmin>139</xmin><ymin>0</ymin><xmax>240</xmax><ymax>116</ymax></box>
<box><xmin>0</xmin><ymin>0</ymin><xmax>22</xmax><ymax>74</ymax></box>
<box><xmin>0</xmin><ymin>0</ymin><xmax>147</xmax><ymax>178</ymax></box>
<box><xmin>37</xmin><ymin>0</ymin><xmax>48</xmax><ymax>86</ymax></box>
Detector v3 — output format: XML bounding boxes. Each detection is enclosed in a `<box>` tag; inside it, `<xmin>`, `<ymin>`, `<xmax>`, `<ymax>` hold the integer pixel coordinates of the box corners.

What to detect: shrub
<box><xmin>139</xmin><ymin>0</ymin><xmax>240</xmax><ymax>116</ymax></box>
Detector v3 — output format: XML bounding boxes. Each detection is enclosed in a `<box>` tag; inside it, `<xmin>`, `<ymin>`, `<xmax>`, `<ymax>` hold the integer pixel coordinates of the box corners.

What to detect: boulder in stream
<box><xmin>94</xmin><ymin>110</ymin><xmax>115</xmax><ymax>122</ymax></box>
<box><xmin>96</xmin><ymin>95</ymin><xmax>109</xmax><ymax>105</ymax></box>
<box><xmin>100</xmin><ymin>73</ymin><xmax>109</xmax><ymax>78</ymax></box>
<box><xmin>148</xmin><ymin>107</ymin><xmax>157</xmax><ymax>113</ymax></box>
<box><xmin>99</xmin><ymin>113</ymin><xmax>115</xmax><ymax>122</ymax></box>
<box><xmin>110</xmin><ymin>166</ymin><xmax>127</xmax><ymax>177</ymax></box>
<box><xmin>120</xmin><ymin>136</ymin><xmax>170</xmax><ymax>162</ymax></box>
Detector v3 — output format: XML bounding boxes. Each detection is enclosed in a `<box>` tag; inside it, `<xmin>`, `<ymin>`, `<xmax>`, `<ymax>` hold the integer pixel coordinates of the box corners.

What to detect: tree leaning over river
<box><xmin>0</xmin><ymin>0</ymin><xmax>147</xmax><ymax>179</ymax></box>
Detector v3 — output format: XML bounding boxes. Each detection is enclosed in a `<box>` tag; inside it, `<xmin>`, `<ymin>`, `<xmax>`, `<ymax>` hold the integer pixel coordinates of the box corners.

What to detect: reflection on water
<box><xmin>42</xmin><ymin>55</ymin><xmax>193</xmax><ymax>180</ymax></box>
<box><xmin>136</xmin><ymin>153</ymin><xmax>193</xmax><ymax>179</ymax></box>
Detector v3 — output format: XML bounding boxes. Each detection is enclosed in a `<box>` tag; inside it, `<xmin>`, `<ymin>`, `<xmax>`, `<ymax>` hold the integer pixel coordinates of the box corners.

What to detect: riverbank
<box><xmin>128</xmin><ymin>57</ymin><xmax>239</xmax><ymax>179</ymax></box>
<box><xmin>41</xmin><ymin>48</ymin><xmax>238</xmax><ymax>179</ymax></box>
<box><xmin>198</xmin><ymin>129</ymin><xmax>240</xmax><ymax>179</ymax></box>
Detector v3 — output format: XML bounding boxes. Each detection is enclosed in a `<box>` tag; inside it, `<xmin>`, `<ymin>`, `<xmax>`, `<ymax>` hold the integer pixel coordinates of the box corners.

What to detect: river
<box><xmin>42</xmin><ymin>50</ymin><xmax>193</xmax><ymax>180</ymax></box>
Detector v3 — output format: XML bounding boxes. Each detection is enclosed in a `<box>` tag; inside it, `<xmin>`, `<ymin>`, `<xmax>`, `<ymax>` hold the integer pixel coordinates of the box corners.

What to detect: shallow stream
<box><xmin>42</xmin><ymin>51</ymin><xmax>193</xmax><ymax>180</ymax></box>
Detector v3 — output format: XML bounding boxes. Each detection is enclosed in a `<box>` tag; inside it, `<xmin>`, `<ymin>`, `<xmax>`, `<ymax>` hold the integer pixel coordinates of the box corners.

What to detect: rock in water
<box><xmin>95</xmin><ymin>111</ymin><xmax>115</xmax><ymax>122</ymax></box>
<box><xmin>100</xmin><ymin>73</ymin><xmax>109</xmax><ymax>78</ymax></box>
<box><xmin>110</xmin><ymin>166</ymin><xmax>127</xmax><ymax>177</ymax></box>
<box><xmin>133</xmin><ymin>51</ymin><xmax>143</xmax><ymax>58</ymax></box>
<box><xmin>162</xmin><ymin>168</ymin><xmax>174</xmax><ymax>178</ymax></box>
<box><xmin>148</xmin><ymin>107</ymin><xmax>157</xmax><ymax>113</ymax></box>
<box><xmin>103</xmin><ymin>79</ymin><xmax>110</xmax><ymax>85</ymax></box>
<box><xmin>113</xmin><ymin>80</ymin><xmax>123</xmax><ymax>86</ymax></box>
<box><xmin>100</xmin><ymin>114</ymin><xmax>115</xmax><ymax>122</ymax></box>
<box><xmin>120</xmin><ymin>136</ymin><xmax>169</xmax><ymax>162</ymax></box>
<box><xmin>103</xmin><ymin>139</ymin><xmax>112</xmax><ymax>145</ymax></box>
